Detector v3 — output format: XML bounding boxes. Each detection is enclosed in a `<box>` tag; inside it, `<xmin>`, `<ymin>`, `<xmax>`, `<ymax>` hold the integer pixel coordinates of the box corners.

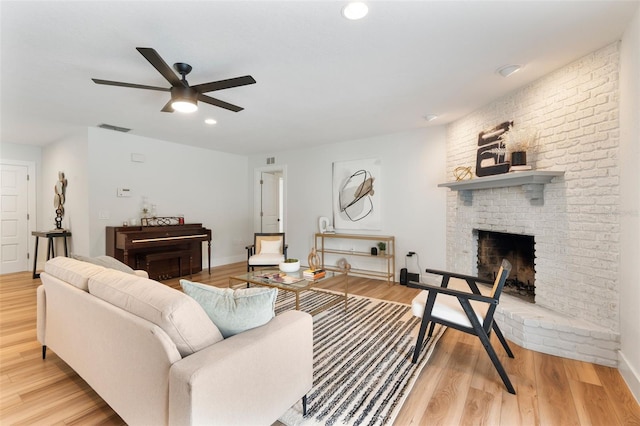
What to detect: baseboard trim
<box><xmin>618</xmin><ymin>350</ymin><xmax>640</xmax><ymax>404</ymax></box>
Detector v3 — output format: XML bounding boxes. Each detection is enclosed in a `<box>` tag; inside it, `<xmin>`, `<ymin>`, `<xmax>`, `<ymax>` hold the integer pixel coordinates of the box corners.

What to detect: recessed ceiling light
<box><xmin>342</xmin><ymin>2</ymin><xmax>368</xmax><ymax>20</ymax></box>
<box><xmin>205</xmin><ymin>118</ymin><xmax>217</xmax><ymax>125</ymax></box>
<box><xmin>423</xmin><ymin>114</ymin><xmax>438</xmax><ymax>122</ymax></box>
<box><xmin>496</xmin><ymin>64</ymin><xmax>522</xmax><ymax>78</ymax></box>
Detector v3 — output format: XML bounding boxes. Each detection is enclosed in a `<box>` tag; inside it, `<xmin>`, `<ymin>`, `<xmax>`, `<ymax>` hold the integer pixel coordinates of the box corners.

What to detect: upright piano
<box><xmin>106</xmin><ymin>223</ymin><xmax>212</xmax><ymax>280</ymax></box>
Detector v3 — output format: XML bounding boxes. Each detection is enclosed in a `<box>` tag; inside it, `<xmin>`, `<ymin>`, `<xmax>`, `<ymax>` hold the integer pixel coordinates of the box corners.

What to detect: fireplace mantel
<box><xmin>438</xmin><ymin>170</ymin><xmax>565</xmax><ymax>205</ymax></box>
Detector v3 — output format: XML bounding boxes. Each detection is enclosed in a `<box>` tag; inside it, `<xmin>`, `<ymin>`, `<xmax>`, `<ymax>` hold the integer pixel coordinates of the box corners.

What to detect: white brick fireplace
<box><xmin>443</xmin><ymin>43</ymin><xmax>621</xmax><ymax>366</ymax></box>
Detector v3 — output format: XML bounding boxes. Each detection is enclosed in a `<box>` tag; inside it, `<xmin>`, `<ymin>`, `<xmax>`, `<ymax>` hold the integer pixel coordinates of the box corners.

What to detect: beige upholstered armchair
<box><xmin>246</xmin><ymin>233</ymin><xmax>288</xmax><ymax>271</ymax></box>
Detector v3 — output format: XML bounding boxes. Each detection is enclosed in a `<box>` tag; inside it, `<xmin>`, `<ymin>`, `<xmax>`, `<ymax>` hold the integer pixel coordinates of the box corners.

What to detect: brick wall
<box><xmin>445</xmin><ymin>42</ymin><xmax>621</xmax><ymax>333</ymax></box>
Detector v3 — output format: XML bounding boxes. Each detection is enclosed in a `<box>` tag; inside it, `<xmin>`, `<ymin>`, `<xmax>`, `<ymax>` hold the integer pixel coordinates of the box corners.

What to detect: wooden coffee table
<box><xmin>229</xmin><ymin>269</ymin><xmax>348</xmax><ymax>316</ymax></box>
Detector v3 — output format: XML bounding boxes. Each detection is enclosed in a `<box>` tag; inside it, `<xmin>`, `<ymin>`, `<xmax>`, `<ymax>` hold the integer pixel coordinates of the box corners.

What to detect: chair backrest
<box><xmin>489</xmin><ymin>259</ymin><xmax>512</xmax><ymax>299</ymax></box>
<box><xmin>254</xmin><ymin>233</ymin><xmax>285</xmax><ymax>255</ymax></box>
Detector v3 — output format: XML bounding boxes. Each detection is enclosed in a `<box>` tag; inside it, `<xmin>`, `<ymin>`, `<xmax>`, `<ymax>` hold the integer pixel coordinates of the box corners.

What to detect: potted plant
<box><xmin>377</xmin><ymin>242</ymin><xmax>387</xmax><ymax>256</ymax></box>
<box><xmin>499</xmin><ymin>127</ymin><xmax>538</xmax><ymax>166</ymax></box>
<box><xmin>279</xmin><ymin>258</ymin><xmax>300</xmax><ymax>273</ymax></box>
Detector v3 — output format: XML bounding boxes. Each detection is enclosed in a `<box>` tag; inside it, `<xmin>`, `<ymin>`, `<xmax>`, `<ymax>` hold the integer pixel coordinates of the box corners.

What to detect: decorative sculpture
<box><xmin>475</xmin><ymin>121</ymin><xmax>512</xmax><ymax>177</ymax></box>
<box><xmin>53</xmin><ymin>172</ymin><xmax>67</xmax><ymax>229</ymax></box>
<box><xmin>453</xmin><ymin>166</ymin><xmax>473</xmax><ymax>181</ymax></box>
<box><xmin>308</xmin><ymin>248</ymin><xmax>321</xmax><ymax>271</ymax></box>
<box><xmin>336</xmin><ymin>258</ymin><xmax>351</xmax><ymax>273</ymax></box>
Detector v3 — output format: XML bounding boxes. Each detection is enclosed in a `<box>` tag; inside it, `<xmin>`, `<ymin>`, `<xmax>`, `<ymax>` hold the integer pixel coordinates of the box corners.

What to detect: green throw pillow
<box><xmin>180</xmin><ymin>280</ymin><xmax>277</xmax><ymax>338</ymax></box>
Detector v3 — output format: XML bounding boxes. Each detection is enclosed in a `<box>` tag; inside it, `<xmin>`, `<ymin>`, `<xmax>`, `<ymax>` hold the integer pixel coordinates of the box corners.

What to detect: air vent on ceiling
<box><xmin>98</xmin><ymin>123</ymin><xmax>131</xmax><ymax>133</ymax></box>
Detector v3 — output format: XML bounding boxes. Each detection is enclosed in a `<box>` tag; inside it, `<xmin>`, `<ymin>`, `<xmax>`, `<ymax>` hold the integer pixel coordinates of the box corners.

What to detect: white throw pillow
<box><xmin>181</xmin><ymin>279</ymin><xmax>277</xmax><ymax>338</ymax></box>
<box><xmin>260</xmin><ymin>239</ymin><xmax>282</xmax><ymax>254</ymax></box>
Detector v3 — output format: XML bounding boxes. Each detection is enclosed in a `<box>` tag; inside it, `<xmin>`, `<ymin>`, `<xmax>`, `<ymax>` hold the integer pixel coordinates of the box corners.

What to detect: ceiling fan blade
<box><xmin>160</xmin><ymin>99</ymin><xmax>174</xmax><ymax>113</ymax></box>
<box><xmin>191</xmin><ymin>75</ymin><xmax>256</xmax><ymax>94</ymax></box>
<box><xmin>198</xmin><ymin>94</ymin><xmax>244</xmax><ymax>112</ymax></box>
<box><xmin>92</xmin><ymin>78</ymin><xmax>170</xmax><ymax>92</ymax></box>
<box><xmin>136</xmin><ymin>47</ymin><xmax>183</xmax><ymax>87</ymax></box>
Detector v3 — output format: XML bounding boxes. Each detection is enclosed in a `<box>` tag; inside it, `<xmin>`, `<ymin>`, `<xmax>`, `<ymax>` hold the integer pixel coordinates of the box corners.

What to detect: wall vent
<box><xmin>98</xmin><ymin>123</ymin><xmax>131</xmax><ymax>133</ymax></box>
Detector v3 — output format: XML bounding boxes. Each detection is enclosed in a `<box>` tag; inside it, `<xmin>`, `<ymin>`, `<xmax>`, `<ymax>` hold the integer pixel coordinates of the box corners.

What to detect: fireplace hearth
<box><xmin>476</xmin><ymin>230</ymin><xmax>535</xmax><ymax>303</ymax></box>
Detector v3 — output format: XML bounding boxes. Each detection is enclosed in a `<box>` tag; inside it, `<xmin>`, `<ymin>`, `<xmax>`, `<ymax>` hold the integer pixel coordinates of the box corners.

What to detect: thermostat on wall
<box><xmin>131</xmin><ymin>153</ymin><xmax>146</xmax><ymax>163</ymax></box>
<box><xmin>117</xmin><ymin>188</ymin><xmax>131</xmax><ymax>197</ymax></box>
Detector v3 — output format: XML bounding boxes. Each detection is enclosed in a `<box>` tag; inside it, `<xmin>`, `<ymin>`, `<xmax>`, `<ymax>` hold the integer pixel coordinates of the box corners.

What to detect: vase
<box><xmin>511</xmin><ymin>151</ymin><xmax>527</xmax><ymax>166</ymax></box>
<box><xmin>279</xmin><ymin>260</ymin><xmax>300</xmax><ymax>273</ymax></box>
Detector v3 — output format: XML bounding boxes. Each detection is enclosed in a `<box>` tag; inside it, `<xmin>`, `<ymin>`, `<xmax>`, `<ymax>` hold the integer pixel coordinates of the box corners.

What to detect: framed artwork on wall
<box><xmin>332</xmin><ymin>158</ymin><xmax>381</xmax><ymax>230</ymax></box>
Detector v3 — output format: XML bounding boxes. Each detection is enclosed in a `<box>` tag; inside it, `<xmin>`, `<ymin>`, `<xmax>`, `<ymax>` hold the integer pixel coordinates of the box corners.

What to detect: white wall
<box><xmin>248</xmin><ymin>127</ymin><xmax>448</xmax><ymax>279</ymax></box>
<box><xmin>618</xmin><ymin>5</ymin><xmax>640</xmax><ymax>402</ymax></box>
<box><xmin>41</xmin><ymin>134</ymin><xmax>91</xmax><ymax>258</ymax></box>
<box><xmin>87</xmin><ymin>128</ymin><xmax>250</xmax><ymax>266</ymax></box>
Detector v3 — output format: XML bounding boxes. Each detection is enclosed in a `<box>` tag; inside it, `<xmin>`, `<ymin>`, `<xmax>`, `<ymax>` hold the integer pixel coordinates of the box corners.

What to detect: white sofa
<box><xmin>36</xmin><ymin>256</ymin><xmax>313</xmax><ymax>425</ymax></box>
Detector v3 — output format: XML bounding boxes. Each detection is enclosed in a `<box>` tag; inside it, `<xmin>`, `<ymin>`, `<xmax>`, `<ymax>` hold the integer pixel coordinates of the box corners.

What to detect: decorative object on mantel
<box><xmin>141</xmin><ymin>216</ymin><xmax>185</xmax><ymax>226</ymax></box>
<box><xmin>453</xmin><ymin>166</ymin><xmax>473</xmax><ymax>181</ymax></box>
<box><xmin>475</xmin><ymin>121</ymin><xmax>512</xmax><ymax>177</ymax></box>
<box><xmin>53</xmin><ymin>171</ymin><xmax>67</xmax><ymax>229</ymax></box>
<box><xmin>438</xmin><ymin>170</ymin><xmax>564</xmax><ymax>206</ymax></box>
<box><xmin>499</xmin><ymin>126</ymin><xmax>538</xmax><ymax>169</ymax></box>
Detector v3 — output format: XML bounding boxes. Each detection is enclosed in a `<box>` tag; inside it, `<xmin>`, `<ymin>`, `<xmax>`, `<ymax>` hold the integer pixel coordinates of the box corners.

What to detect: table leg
<box><xmin>344</xmin><ymin>273</ymin><xmax>349</xmax><ymax>311</ymax></box>
<box><xmin>63</xmin><ymin>235</ymin><xmax>69</xmax><ymax>256</ymax></box>
<box><xmin>207</xmin><ymin>241</ymin><xmax>212</xmax><ymax>275</ymax></box>
<box><xmin>47</xmin><ymin>238</ymin><xmax>54</xmax><ymax>260</ymax></box>
<box><xmin>32</xmin><ymin>236</ymin><xmax>40</xmax><ymax>279</ymax></box>
<box><xmin>295</xmin><ymin>292</ymin><xmax>300</xmax><ymax>310</ymax></box>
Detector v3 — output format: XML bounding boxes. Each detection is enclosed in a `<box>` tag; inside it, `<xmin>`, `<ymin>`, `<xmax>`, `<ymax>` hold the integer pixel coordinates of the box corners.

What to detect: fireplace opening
<box><xmin>476</xmin><ymin>230</ymin><xmax>535</xmax><ymax>303</ymax></box>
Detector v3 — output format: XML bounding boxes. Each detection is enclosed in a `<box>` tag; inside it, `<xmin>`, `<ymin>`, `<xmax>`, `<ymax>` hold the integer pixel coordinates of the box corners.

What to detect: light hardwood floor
<box><xmin>1</xmin><ymin>263</ymin><xmax>639</xmax><ymax>425</ymax></box>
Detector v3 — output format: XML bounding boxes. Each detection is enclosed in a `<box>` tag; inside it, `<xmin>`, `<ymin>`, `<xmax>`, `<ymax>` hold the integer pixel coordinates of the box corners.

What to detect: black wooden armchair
<box><xmin>408</xmin><ymin>259</ymin><xmax>516</xmax><ymax>394</ymax></box>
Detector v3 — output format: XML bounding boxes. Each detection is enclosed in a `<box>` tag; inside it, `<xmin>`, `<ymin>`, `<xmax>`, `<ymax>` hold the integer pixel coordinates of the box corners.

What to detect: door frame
<box><xmin>0</xmin><ymin>159</ymin><xmax>37</xmax><ymax>272</ymax></box>
<box><xmin>253</xmin><ymin>165</ymin><xmax>286</xmax><ymax>234</ymax></box>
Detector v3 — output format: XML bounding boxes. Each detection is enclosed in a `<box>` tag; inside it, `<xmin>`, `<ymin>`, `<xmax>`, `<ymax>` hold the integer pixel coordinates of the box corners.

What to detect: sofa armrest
<box><xmin>169</xmin><ymin>310</ymin><xmax>313</xmax><ymax>426</ymax></box>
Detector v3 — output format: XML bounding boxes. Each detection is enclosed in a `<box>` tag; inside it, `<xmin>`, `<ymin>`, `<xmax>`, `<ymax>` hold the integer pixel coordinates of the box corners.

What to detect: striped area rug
<box><xmin>275</xmin><ymin>290</ymin><xmax>445</xmax><ymax>426</ymax></box>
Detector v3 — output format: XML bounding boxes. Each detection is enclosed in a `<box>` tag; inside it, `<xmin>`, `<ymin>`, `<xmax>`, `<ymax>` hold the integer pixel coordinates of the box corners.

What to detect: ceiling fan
<box><xmin>92</xmin><ymin>47</ymin><xmax>256</xmax><ymax>113</ymax></box>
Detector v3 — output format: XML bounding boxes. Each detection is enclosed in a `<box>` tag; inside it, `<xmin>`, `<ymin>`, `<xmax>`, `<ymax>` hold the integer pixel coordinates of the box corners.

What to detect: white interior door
<box><xmin>261</xmin><ymin>172</ymin><xmax>280</xmax><ymax>232</ymax></box>
<box><xmin>0</xmin><ymin>164</ymin><xmax>30</xmax><ymax>274</ymax></box>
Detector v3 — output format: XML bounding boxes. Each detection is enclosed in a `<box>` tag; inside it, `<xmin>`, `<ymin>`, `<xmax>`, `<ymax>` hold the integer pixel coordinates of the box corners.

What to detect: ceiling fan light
<box><xmin>171</xmin><ymin>86</ymin><xmax>198</xmax><ymax>113</ymax></box>
<box><xmin>171</xmin><ymin>100</ymin><xmax>198</xmax><ymax>113</ymax></box>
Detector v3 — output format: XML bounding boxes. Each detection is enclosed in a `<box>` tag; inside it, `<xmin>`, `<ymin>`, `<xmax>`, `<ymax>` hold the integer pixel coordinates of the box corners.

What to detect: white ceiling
<box><xmin>1</xmin><ymin>1</ymin><xmax>637</xmax><ymax>156</ymax></box>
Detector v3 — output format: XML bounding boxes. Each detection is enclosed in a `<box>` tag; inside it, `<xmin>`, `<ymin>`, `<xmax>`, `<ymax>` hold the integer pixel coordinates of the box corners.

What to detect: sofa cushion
<box><xmin>88</xmin><ymin>270</ymin><xmax>223</xmax><ymax>357</ymax></box>
<box><xmin>71</xmin><ymin>254</ymin><xmax>136</xmax><ymax>274</ymax></box>
<box><xmin>180</xmin><ymin>280</ymin><xmax>277</xmax><ymax>338</ymax></box>
<box><xmin>44</xmin><ymin>256</ymin><xmax>106</xmax><ymax>291</ymax></box>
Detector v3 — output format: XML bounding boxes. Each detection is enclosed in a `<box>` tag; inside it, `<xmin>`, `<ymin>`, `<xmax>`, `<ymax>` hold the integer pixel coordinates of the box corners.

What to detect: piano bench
<box><xmin>138</xmin><ymin>250</ymin><xmax>193</xmax><ymax>280</ymax></box>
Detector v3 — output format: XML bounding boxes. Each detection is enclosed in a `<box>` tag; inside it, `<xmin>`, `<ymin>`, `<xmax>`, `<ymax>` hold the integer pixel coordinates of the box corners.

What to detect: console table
<box><xmin>32</xmin><ymin>229</ymin><xmax>72</xmax><ymax>279</ymax></box>
<box><xmin>315</xmin><ymin>233</ymin><xmax>395</xmax><ymax>284</ymax></box>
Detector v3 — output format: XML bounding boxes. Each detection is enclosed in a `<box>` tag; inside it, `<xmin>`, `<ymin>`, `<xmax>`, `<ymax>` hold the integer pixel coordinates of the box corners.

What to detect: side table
<box><xmin>32</xmin><ymin>230</ymin><xmax>72</xmax><ymax>279</ymax></box>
